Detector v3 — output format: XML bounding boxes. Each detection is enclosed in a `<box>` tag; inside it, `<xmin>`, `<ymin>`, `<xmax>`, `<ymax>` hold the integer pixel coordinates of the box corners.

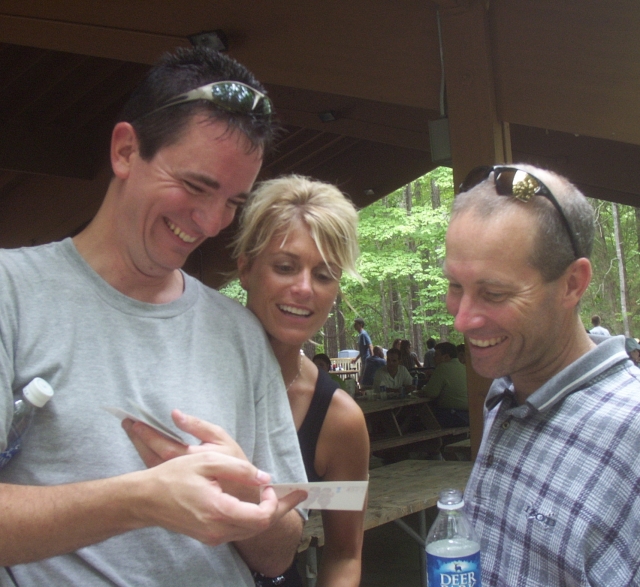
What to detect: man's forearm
<box><xmin>421</xmin><ymin>375</ymin><xmax>443</xmax><ymax>399</ymax></box>
<box><xmin>235</xmin><ymin>508</ymin><xmax>303</xmax><ymax>577</ymax></box>
<box><xmin>0</xmin><ymin>475</ymin><xmax>146</xmax><ymax>566</ymax></box>
<box><xmin>1</xmin><ymin>451</ymin><xmax>296</xmax><ymax>567</ymax></box>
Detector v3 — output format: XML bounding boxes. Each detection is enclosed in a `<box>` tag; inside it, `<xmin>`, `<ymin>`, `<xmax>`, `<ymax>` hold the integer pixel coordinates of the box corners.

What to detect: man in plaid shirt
<box><xmin>443</xmin><ymin>164</ymin><xmax>640</xmax><ymax>586</ymax></box>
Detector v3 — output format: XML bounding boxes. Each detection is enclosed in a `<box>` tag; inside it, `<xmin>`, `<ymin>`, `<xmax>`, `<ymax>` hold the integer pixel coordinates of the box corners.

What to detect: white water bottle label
<box><xmin>427</xmin><ymin>551</ymin><xmax>481</xmax><ymax>586</ymax></box>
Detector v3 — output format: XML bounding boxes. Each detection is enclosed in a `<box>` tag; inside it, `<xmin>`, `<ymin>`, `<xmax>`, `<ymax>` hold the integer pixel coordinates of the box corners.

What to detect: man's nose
<box><xmin>450</xmin><ymin>294</ymin><xmax>485</xmax><ymax>333</ymax></box>
<box><xmin>193</xmin><ymin>198</ymin><xmax>235</xmax><ymax>238</ymax></box>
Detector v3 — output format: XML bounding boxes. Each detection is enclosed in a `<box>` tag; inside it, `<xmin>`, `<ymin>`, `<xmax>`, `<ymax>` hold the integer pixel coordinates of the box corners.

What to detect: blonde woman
<box><xmin>234</xmin><ymin>175</ymin><xmax>369</xmax><ymax>587</ymax></box>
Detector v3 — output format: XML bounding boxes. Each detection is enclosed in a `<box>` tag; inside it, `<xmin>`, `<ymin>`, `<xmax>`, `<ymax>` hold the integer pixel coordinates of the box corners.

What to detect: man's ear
<box><xmin>561</xmin><ymin>257</ymin><xmax>592</xmax><ymax>310</ymax></box>
<box><xmin>111</xmin><ymin>122</ymin><xmax>139</xmax><ymax>179</ymax></box>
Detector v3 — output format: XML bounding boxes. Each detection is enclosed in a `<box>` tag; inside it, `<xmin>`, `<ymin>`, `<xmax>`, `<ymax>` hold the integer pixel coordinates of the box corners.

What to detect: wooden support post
<box><xmin>435</xmin><ymin>0</ymin><xmax>513</xmax><ymax>459</ymax></box>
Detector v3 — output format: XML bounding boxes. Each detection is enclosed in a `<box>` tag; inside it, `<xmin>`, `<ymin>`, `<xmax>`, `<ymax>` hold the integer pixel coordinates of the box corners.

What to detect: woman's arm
<box><xmin>314</xmin><ymin>390</ymin><xmax>370</xmax><ymax>587</ymax></box>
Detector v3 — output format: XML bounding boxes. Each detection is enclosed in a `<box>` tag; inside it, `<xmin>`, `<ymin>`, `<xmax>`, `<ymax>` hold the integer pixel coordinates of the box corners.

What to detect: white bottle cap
<box><xmin>437</xmin><ymin>488</ymin><xmax>464</xmax><ymax>510</ymax></box>
<box><xmin>23</xmin><ymin>378</ymin><xmax>54</xmax><ymax>408</ymax></box>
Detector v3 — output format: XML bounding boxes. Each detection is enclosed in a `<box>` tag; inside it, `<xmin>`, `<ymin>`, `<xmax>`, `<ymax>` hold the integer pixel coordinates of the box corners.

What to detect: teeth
<box><xmin>469</xmin><ymin>336</ymin><xmax>506</xmax><ymax>348</ymax></box>
<box><xmin>278</xmin><ymin>304</ymin><xmax>311</xmax><ymax>317</ymax></box>
<box><xmin>166</xmin><ymin>219</ymin><xmax>197</xmax><ymax>243</ymax></box>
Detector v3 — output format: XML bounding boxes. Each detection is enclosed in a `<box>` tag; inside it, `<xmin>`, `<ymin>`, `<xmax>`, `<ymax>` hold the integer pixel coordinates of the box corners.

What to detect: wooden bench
<box><xmin>443</xmin><ymin>438</ymin><xmax>472</xmax><ymax>461</ymax></box>
<box><xmin>369</xmin><ymin>426</ymin><xmax>469</xmax><ymax>453</ymax></box>
<box><xmin>300</xmin><ymin>459</ymin><xmax>473</xmax><ymax>587</ymax></box>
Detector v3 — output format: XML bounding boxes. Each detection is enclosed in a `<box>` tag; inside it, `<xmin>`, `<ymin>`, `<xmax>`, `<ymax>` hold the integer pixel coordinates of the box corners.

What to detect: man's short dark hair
<box><xmin>118</xmin><ymin>47</ymin><xmax>278</xmax><ymax>161</ymax></box>
<box><xmin>354</xmin><ymin>318</ymin><xmax>365</xmax><ymax>327</ymax></box>
<box><xmin>426</xmin><ymin>337</ymin><xmax>436</xmax><ymax>349</ymax></box>
<box><xmin>435</xmin><ymin>341</ymin><xmax>457</xmax><ymax>359</ymax></box>
<box><xmin>312</xmin><ymin>353</ymin><xmax>331</xmax><ymax>368</ymax></box>
<box><xmin>386</xmin><ymin>348</ymin><xmax>400</xmax><ymax>360</ymax></box>
<box><xmin>591</xmin><ymin>315</ymin><xmax>601</xmax><ymax>326</ymax></box>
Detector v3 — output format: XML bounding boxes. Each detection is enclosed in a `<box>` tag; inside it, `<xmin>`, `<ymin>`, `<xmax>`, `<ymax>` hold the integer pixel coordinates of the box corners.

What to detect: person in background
<box><xmin>418</xmin><ymin>342</ymin><xmax>468</xmax><ymax>428</ymax></box>
<box><xmin>624</xmin><ymin>338</ymin><xmax>640</xmax><ymax>365</ymax></box>
<box><xmin>373</xmin><ymin>348</ymin><xmax>414</xmax><ymax>395</ymax></box>
<box><xmin>1</xmin><ymin>47</ymin><xmax>307</xmax><ymax>587</ymax></box>
<box><xmin>235</xmin><ymin>175</ymin><xmax>370</xmax><ymax>587</ymax></box>
<box><xmin>456</xmin><ymin>343</ymin><xmax>466</xmax><ymax>365</ymax></box>
<box><xmin>351</xmin><ymin>319</ymin><xmax>373</xmax><ymax>380</ymax></box>
<box><xmin>423</xmin><ymin>337</ymin><xmax>437</xmax><ymax>369</ymax></box>
<box><xmin>399</xmin><ymin>339</ymin><xmax>422</xmax><ymax>370</ymax></box>
<box><xmin>445</xmin><ymin>163</ymin><xmax>640</xmax><ymax>585</ymax></box>
<box><xmin>312</xmin><ymin>353</ymin><xmax>346</xmax><ymax>390</ymax></box>
<box><xmin>589</xmin><ymin>315</ymin><xmax>610</xmax><ymax>336</ymax></box>
<box><xmin>391</xmin><ymin>338</ymin><xmax>402</xmax><ymax>351</ymax></box>
<box><xmin>361</xmin><ymin>346</ymin><xmax>386</xmax><ymax>387</ymax></box>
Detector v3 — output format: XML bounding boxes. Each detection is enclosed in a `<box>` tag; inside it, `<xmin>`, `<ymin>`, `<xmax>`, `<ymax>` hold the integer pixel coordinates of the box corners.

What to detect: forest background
<box><xmin>221</xmin><ymin>167</ymin><xmax>639</xmax><ymax>360</ymax></box>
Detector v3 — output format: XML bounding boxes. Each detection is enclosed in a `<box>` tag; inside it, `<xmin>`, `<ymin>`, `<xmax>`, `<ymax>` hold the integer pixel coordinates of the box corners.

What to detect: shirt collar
<box><xmin>485</xmin><ymin>335</ymin><xmax>629</xmax><ymax>416</ymax></box>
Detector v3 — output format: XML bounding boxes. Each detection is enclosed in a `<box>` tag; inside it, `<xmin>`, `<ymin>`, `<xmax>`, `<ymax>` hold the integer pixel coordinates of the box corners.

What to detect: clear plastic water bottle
<box><xmin>425</xmin><ymin>488</ymin><xmax>482</xmax><ymax>586</ymax></box>
<box><xmin>0</xmin><ymin>378</ymin><xmax>54</xmax><ymax>468</ymax></box>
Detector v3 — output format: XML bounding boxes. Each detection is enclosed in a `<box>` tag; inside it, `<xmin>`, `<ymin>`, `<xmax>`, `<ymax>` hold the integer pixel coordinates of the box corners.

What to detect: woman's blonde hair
<box><xmin>232</xmin><ymin>175</ymin><xmax>360</xmax><ymax>279</ymax></box>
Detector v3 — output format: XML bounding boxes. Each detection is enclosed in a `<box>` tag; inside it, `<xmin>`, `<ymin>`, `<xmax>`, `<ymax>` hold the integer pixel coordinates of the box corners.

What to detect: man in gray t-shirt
<box><xmin>0</xmin><ymin>47</ymin><xmax>306</xmax><ymax>587</ymax></box>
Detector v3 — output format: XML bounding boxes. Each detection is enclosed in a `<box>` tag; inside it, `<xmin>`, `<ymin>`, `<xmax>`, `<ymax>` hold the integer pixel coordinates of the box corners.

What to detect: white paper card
<box><xmin>102</xmin><ymin>404</ymin><xmax>187</xmax><ymax>445</ymax></box>
<box><xmin>264</xmin><ymin>481</ymin><xmax>368</xmax><ymax>510</ymax></box>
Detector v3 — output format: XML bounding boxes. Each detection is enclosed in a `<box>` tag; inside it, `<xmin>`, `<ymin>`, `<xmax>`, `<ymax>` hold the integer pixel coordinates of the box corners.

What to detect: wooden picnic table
<box><xmin>357</xmin><ymin>395</ymin><xmax>430</xmax><ymax>415</ymax></box>
<box><xmin>356</xmin><ymin>396</ymin><xmax>469</xmax><ymax>454</ymax></box>
<box><xmin>328</xmin><ymin>368</ymin><xmax>359</xmax><ymax>380</ymax></box>
<box><xmin>300</xmin><ymin>459</ymin><xmax>474</xmax><ymax>587</ymax></box>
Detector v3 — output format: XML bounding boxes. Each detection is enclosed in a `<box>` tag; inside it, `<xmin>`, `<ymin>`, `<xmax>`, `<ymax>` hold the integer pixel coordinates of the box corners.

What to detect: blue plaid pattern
<box><xmin>465</xmin><ymin>336</ymin><xmax>640</xmax><ymax>586</ymax></box>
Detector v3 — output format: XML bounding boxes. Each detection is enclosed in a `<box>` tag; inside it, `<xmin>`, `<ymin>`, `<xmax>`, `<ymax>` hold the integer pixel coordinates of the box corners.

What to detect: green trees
<box><xmin>328</xmin><ymin>167</ymin><xmax>458</xmax><ymax>359</ymax></box>
<box><xmin>584</xmin><ymin>199</ymin><xmax>640</xmax><ymax>337</ymax></box>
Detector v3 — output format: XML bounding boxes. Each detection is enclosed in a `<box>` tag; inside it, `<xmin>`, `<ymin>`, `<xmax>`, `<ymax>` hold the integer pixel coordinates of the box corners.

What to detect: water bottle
<box><xmin>0</xmin><ymin>378</ymin><xmax>54</xmax><ymax>468</ymax></box>
<box><xmin>425</xmin><ymin>488</ymin><xmax>482</xmax><ymax>586</ymax></box>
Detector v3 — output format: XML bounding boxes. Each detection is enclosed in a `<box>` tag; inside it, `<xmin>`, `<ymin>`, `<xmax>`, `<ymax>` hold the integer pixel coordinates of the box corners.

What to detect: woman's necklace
<box><xmin>286</xmin><ymin>349</ymin><xmax>305</xmax><ymax>392</ymax></box>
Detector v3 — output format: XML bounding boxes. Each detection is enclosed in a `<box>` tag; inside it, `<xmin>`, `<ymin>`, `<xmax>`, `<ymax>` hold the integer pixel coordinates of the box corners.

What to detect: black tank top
<box><xmin>252</xmin><ymin>370</ymin><xmax>338</xmax><ymax>587</ymax></box>
<box><xmin>297</xmin><ymin>368</ymin><xmax>338</xmax><ymax>482</ymax></box>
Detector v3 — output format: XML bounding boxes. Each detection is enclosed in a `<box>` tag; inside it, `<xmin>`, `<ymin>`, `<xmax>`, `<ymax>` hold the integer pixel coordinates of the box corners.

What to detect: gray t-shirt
<box><xmin>0</xmin><ymin>239</ymin><xmax>306</xmax><ymax>586</ymax></box>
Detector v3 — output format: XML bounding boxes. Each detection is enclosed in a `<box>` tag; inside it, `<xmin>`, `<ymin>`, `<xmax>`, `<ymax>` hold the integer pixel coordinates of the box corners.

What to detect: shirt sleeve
<box><xmin>422</xmin><ymin>366</ymin><xmax>445</xmax><ymax>400</ymax></box>
<box><xmin>399</xmin><ymin>366</ymin><xmax>413</xmax><ymax>386</ymax></box>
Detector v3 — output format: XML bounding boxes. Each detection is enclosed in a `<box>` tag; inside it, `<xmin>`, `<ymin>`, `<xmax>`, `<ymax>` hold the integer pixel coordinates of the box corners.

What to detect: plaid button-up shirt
<box><xmin>465</xmin><ymin>335</ymin><xmax>640</xmax><ymax>587</ymax></box>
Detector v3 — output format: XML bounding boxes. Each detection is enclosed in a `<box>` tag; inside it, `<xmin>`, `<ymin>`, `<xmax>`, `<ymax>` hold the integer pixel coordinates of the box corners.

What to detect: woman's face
<box><xmin>238</xmin><ymin>219</ymin><xmax>341</xmax><ymax>348</ymax></box>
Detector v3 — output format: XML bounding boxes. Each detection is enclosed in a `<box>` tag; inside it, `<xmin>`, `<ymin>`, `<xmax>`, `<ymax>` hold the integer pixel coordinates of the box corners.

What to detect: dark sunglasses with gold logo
<box><xmin>459</xmin><ymin>165</ymin><xmax>581</xmax><ymax>259</ymax></box>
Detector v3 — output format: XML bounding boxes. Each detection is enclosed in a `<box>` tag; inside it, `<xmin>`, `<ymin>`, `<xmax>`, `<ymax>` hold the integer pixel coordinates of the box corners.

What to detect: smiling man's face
<box><xmin>117</xmin><ymin>115</ymin><xmax>262</xmax><ymax>279</ymax></box>
<box><xmin>443</xmin><ymin>207</ymin><xmax>566</xmax><ymax>387</ymax></box>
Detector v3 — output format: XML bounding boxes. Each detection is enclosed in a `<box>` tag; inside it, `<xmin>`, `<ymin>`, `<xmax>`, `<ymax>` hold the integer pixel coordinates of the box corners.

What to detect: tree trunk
<box><xmin>380</xmin><ymin>279</ymin><xmax>389</xmax><ymax>347</ymax></box>
<box><xmin>431</xmin><ymin>178</ymin><xmax>441</xmax><ymax>209</ymax></box>
<box><xmin>336</xmin><ymin>293</ymin><xmax>348</xmax><ymax>351</ymax></box>
<box><xmin>324</xmin><ymin>304</ymin><xmax>338</xmax><ymax>358</ymax></box>
<box><xmin>612</xmin><ymin>203</ymin><xmax>630</xmax><ymax>336</ymax></box>
<box><xmin>394</xmin><ymin>286</ymin><xmax>405</xmax><ymax>335</ymax></box>
<box><xmin>635</xmin><ymin>207</ymin><xmax>640</xmax><ymax>253</ymax></box>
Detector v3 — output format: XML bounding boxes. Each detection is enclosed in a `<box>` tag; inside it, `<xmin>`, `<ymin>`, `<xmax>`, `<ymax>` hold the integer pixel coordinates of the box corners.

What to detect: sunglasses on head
<box><xmin>459</xmin><ymin>165</ymin><xmax>581</xmax><ymax>259</ymax></box>
<box><xmin>142</xmin><ymin>80</ymin><xmax>273</xmax><ymax>120</ymax></box>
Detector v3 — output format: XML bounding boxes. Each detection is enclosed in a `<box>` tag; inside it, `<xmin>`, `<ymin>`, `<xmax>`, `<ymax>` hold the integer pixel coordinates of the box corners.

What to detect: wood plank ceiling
<box><xmin>0</xmin><ymin>0</ymin><xmax>639</xmax><ymax>286</ymax></box>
